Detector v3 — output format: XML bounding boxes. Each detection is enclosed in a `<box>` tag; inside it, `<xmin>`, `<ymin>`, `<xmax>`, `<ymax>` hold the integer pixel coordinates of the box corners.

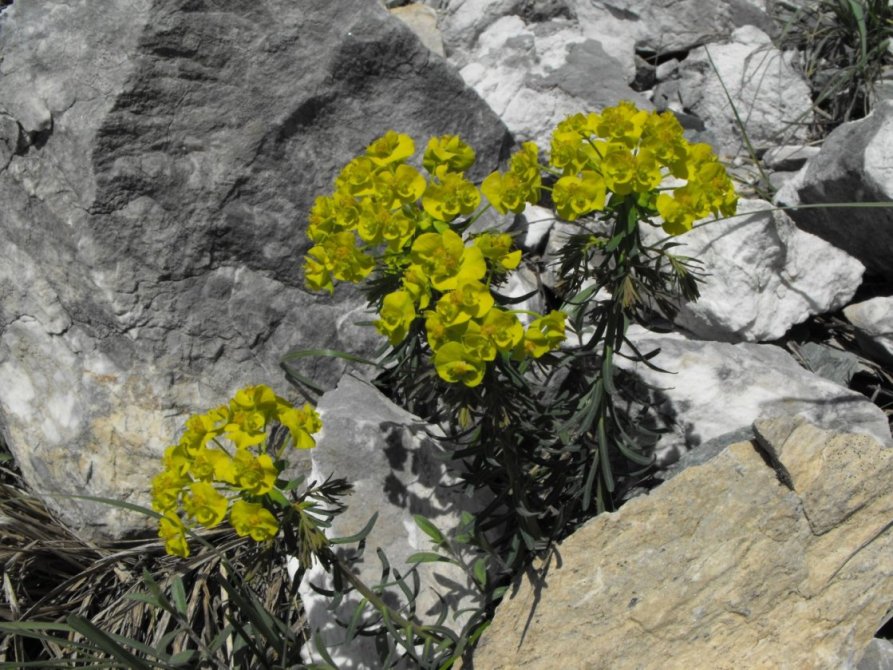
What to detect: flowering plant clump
<box><xmin>144</xmin><ymin>101</ymin><xmax>737</xmax><ymax>668</ymax></box>
<box><xmin>302</xmin><ymin>103</ymin><xmax>737</xmax><ymax>394</ymax></box>
<box><xmin>302</xmin><ymin>130</ymin><xmax>566</xmax><ymax>387</ymax></box>
<box><xmin>150</xmin><ymin>384</ymin><xmax>322</xmax><ymax>557</ymax></box>
<box><xmin>295</xmin><ymin>101</ymin><xmax>738</xmax><ymax>596</ymax></box>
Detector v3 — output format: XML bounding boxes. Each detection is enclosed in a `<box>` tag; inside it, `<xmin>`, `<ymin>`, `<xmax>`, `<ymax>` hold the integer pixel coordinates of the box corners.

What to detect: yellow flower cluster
<box><xmin>543</xmin><ymin>101</ymin><xmax>737</xmax><ymax>233</ymax></box>
<box><xmin>302</xmin><ymin>131</ymin><xmax>567</xmax><ymax>387</ymax></box>
<box><xmin>151</xmin><ymin>384</ymin><xmax>322</xmax><ymax>557</ymax></box>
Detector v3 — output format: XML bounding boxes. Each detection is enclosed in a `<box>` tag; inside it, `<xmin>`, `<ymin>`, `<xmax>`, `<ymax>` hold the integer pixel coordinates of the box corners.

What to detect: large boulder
<box><xmin>670</xmin><ymin>25</ymin><xmax>813</xmax><ymax>158</ymax></box>
<box><xmin>641</xmin><ymin>199</ymin><xmax>865</xmax><ymax>342</ymax></box>
<box><xmin>474</xmin><ymin>417</ymin><xmax>893</xmax><ymax>668</ymax></box>
<box><xmin>617</xmin><ymin>326</ymin><xmax>892</xmax><ymax>465</ymax></box>
<box><xmin>423</xmin><ymin>0</ymin><xmax>776</xmax><ymax>148</ymax></box>
<box><xmin>776</xmin><ymin>100</ymin><xmax>893</xmax><ymax>280</ymax></box>
<box><xmin>0</xmin><ymin>0</ymin><xmax>510</xmax><ymax>539</ymax></box>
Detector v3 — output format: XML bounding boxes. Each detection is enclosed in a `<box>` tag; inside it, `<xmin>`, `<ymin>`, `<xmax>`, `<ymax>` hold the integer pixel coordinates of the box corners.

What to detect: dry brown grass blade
<box><xmin>1</xmin><ymin>441</ymin><xmax>310</xmax><ymax>665</ymax></box>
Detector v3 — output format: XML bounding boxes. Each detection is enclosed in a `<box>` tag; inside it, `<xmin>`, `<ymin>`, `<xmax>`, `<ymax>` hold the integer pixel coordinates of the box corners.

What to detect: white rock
<box><xmin>617</xmin><ymin>326</ymin><xmax>893</xmax><ymax>465</ymax></box>
<box><xmin>676</xmin><ymin>25</ymin><xmax>813</xmax><ymax>158</ymax></box>
<box><xmin>299</xmin><ymin>375</ymin><xmax>488</xmax><ymax>668</ymax></box>
<box><xmin>774</xmin><ymin>100</ymin><xmax>893</xmax><ymax>279</ymax></box>
<box><xmin>762</xmin><ymin>143</ymin><xmax>821</xmax><ymax>170</ymax></box>
<box><xmin>641</xmin><ymin>199</ymin><xmax>865</xmax><ymax>342</ymax></box>
<box><xmin>844</xmin><ymin>296</ymin><xmax>893</xmax><ymax>366</ymax></box>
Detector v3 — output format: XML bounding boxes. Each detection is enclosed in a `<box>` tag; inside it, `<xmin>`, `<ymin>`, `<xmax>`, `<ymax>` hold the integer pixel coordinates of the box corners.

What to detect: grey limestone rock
<box><xmin>616</xmin><ymin>326</ymin><xmax>892</xmax><ymax>466</ymax></box>
<box><xmin>674</xmin><ymin>25</ymin><xmax>813</xmax><ymax>158</ymax></box>
<box><xmin>775</xmin><ymin>100</ymin><xmax>893</xmax><ymax>280</ymax></box>
<box><xmin>860</xmin><ymin>638</ymin><xmax>893</xmax><ymax>670</ymax></box>
<box><xmin>845</xmin><ymin>296</ymin><xmax>893</xmax><ymax>366</ymax></box>
<box><xmin>298</xmin><ymin>375</ymin><xmax>488</xmax><ymax>669</ymax></box>
<box><xmin>0</xmin><ymin>0</ymin><xmax>509</xmax><ymax>538</ymax></box>
<box><xmin>640</xmin><ymin>198</ymin><xmax>864</xmax><ymax>342</ymax></box>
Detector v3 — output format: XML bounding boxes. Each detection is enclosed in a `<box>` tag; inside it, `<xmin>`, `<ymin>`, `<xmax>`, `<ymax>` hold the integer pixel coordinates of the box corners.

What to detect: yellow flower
<box><xmin>437</xmin><ymin>279</ymin><xmax>494</xmax><ymax>326</ymax></box>
<box><xmin>462</xmin><ymin>331</ymin><xmax>497</xmax><ymax>362</ymax></box>
<box><xmin>179</xmin><ymin>411</ymin><xmax>225</xmax><ymax>455</ymax></box>
<box><xmin>411</xmin><ymin>229</ymin><xmax>487</xmax><ymax>291</ymax></box>
<box><xmin>356</xmin><ymin>199</ymin><xmax>389</xmax><ymax>245</ymax></box>
<box><xmin>521</xmin><ymin>311</ymin><xmax>567</xmax><ymax>358</ymax></box>
<box><xmin>480</xmin><ymin>308</ymin><xmax>523</xmax><ymax>352</ymax></box>
<box><xmin>553</xmin><ymin>171</ymin><xmax>607</xmax><ymax>221</ymax></box>
<box><xmin>336</xmin><ymin>156</ymin><xmax>379</xmax><ymax>197</ymax></box>
<box><xmin>481</xmin><ymin>171</ymin><xmax>527</xmax><ymax>214</ymax></box>
<box><xmin>182</xmin><ymin>481</ymin><xmax>229</xmax><ymax>529</ymax></box>
<box><xmin>189</xmin><ymin>447</ymin><xmax>222</xmax><ymax>481</ymax></box>
<box><xmin>307</xmin><ymin>194</ymin><xmax>340</xmax><ymax>243</ymax></box>
<box><xmin>233</xmin><ymin>450</ymin><xmax>279</xmax><ymax>496</ymax></box>
<box><xmin>423</xmin><ymin>134</ymin><xmax>476</xmax><ymax>175</ymax></box>
<box><xmin>230</xmin><ymin>499</ymin><xmax>279</xmax><ymax>542</ymax></box>
<box><xmin>402</xmin><ymin>264</ymin><xmax>431</xmax><ymax>310</ymax></box>
<box><xmin>365</xmin><ymin>130</ymin><xmax>415</xmax><ymax>167</ymax></box>
<box><xmin>508</xmin><ymin>141</ymin><xmax>542</xmax><ymax>201</ymax></box>
<box><xmin>390</xmin><ymin>164</ymin><xmax>427</xmax><ymax>205</ymax></box>
<box><xmin>381</xmin><ymin>208</ymin><xmax>417</xmax><ymax>252</ymax></box>
<box><xmin>321</xmin><ymin>231</ymin><xmax>375</xmax><ymax>285</ymax></box>
<box><xmin>162</xmin><ymin>444</ymin><xmax>190</xmax><ymax>477</ymax></box>
<box><xmin>303</xmin><ymin>245</ymin><xmax>334</xmax><ymax>293</ymax></box>
<box><xmin>151</xmin><ymin>469</ymin><xmax>186</xmax><ymax>513</ymax></box>
<box><xmin>595</xmin><ymin>100</ymin><xmax>648</xmax><ymax>147</ymax></box>
<box><xmin>640</xmin><ymin>110</ymin><xmax>689</xmax><ymax>176</ymax></box>
<box><xmin>421</xmin><ymin>173</ymin><xmax>481</xmax><ymax>222</ymax></box>
<box><xmin>277</xmin><ymin>403</ymin><xmax>322</xmax><ymax>450</ymax></box>
<box><xmin>656</xmin><ymin>189</ymin><xmax>699</xmax><ymax>236</ymax></box>
<box><xmin>159</xmin><ymin>512</ymin><xmax>190</xmax><ymax>558</ymax></box>
<box><xmin>434</xmin><ymin>341</ymin><xmax>486</xmax><ymax>387</ymax></box>
<box><xmin>424</xmin><ymin>310</ymin><xmax>459</xmax><ymax>351</ymax></box>
<box><xmin>231</xmin><ymin>385</ymin><xmax>278</xmax><ymax>419</ymax></box>
<box><xmin>549</xmin><ymin>135</ymin><xmax>587</xmax><ymax>175</ymax></box>
<box><xmin>224</xmin><ymin>407</ymin><xmax>268</xmax><ymax>450</ymax></box>
<box><xmin>375</xmin><ymin>289</ymin><xmax>417</xmax><ymax>345</ymax></box>
<box><xmin>600</xmin><ymin>143</ymin><xmax>638</xmax><ymax>195</ymax></box>
<box><xmin>474</xmin><ymin>233</ymin><xmax>521</xmax><ymax>271</ymax></box>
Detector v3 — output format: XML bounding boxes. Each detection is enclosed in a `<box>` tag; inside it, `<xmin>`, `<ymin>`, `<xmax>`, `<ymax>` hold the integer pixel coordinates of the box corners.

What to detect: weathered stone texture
<box><xmin>0</xmin><ymin>0</ymin><xmax>509</xmax><ymax>538</ymax></box>
<box><xmin>776</xmin><ymin>100</ymin><xmax>893</xmax><ymax>279</ymax></box>
<box><xmin>474</xmin><ymin>418</ymin><xmax>893</xmax><ymax>669</ymax></box>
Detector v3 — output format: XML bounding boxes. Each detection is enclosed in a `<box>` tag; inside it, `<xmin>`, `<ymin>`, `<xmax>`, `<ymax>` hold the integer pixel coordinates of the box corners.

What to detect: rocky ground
<box><xmin>2</xmin><ymin>0</ymin><xmax>893</xmax><ymax>667</ymax></box>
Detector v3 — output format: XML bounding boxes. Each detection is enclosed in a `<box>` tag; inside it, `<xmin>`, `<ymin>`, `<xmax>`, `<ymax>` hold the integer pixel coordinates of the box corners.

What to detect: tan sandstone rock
<box><xmin>473</xmin><ymin>417</ymin><xmax>893</xmax><ymax>669</ymax></box>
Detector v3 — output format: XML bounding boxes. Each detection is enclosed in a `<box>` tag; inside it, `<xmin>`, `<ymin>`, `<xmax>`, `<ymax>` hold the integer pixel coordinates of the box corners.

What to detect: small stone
<box><xmin>763</xmin><ymin>144</ymin><xmax>821</xmax><ymax>171</ymax></box>
<box><xmin>390</xmin><ymin>3</ymin><xmax>445</xmax><ymax>57</ymax></box>
<box><xmin>844</xmin><ymin>296</ymin><xmax>893</xmax><ymax>366</ymax></box>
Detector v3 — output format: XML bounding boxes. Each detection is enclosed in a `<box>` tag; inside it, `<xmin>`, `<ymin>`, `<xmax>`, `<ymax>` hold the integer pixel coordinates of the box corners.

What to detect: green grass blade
<box><xmin>65</xmin><ymin>615</ymin><xmax>158</xmax><ymax>670</ymax></box>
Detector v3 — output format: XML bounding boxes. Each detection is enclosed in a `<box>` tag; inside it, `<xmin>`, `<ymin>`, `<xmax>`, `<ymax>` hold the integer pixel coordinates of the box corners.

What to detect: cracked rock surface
<box><xmin>0</xmin><ymin>0</ymin><xmax>509</xmax><ymax>538</ymax></box>
<box><xmin>474</xmin><ymin>418</ymin><xmax>893</xmax><ymax>669</ymax></box>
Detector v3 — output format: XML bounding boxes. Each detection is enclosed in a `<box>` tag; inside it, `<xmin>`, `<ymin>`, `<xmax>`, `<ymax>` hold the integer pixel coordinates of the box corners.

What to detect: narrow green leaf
<box><xmin>407</xmin><ymin>551</ymin><xmax>450</xmax><ymax>564</ymax></box>
<box><xmin>170</xmin><ymin>575</ymin><xmax>188</xmax><ymax>617</ymax></box>
<box><xmin>413</xmin><ymin>514</ymin><xmax>446</xmax><ymax>545</ymax></box>
<box><xmin>472</xmin><ymin>557</ymin><xmax>487</xmax><ymax>588</ymax></box>
<box><xmin>330</xmin><ymin>512</ymin><xmax>378</xmax><ymax>544</ymax></box>
<box><xmin>65</xmin><ymin>615</ymin><xmax>155</xmax><ymax>670</ymax></box>
<box><xmin>168</xmin><ymin>650</ymin><xmax>197</xmax><ymax>666</ymax></box>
